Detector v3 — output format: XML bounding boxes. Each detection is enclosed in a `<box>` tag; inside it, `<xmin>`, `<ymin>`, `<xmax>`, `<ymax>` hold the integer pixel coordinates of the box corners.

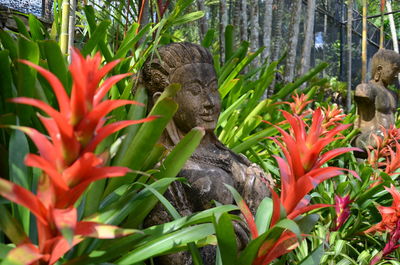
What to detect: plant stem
<box><xmin>60</xmin><ymin>0</ymin><xmax>70</xmax><ymax>54</ymax></box>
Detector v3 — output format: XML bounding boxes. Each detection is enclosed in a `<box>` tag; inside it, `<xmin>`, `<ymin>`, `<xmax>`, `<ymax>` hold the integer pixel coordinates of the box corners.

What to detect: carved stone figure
<box><xmin>354</xmin><ymin>49</ymin><xmax>400</xmax><ymax>150</ymax></box>
<box><xmin>140</xmin><ymin>42</ymin><xmax>272</xmax><ymax>265</ymax></box>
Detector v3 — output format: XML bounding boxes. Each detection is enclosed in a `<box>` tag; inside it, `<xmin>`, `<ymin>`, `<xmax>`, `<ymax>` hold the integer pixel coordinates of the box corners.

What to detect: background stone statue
<box><xmin>140</xmin><ymin>42</ymin><xmax>272</xmax><ymax>265</ymax></box>
<box><xmin>354</xmin><ymin>49</ymin><xmax>400</xmax><ymax>151</ymax></box>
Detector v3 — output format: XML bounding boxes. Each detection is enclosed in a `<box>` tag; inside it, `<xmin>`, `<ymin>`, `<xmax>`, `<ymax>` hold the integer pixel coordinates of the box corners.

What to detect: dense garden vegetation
<box><xmin>0</xmin><ymin>0</ymin><xmax>400</xmax><ymax>264</ymax></box>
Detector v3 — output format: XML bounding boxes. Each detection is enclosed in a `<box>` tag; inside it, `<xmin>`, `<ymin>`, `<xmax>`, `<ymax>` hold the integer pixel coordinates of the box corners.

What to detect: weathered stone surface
<box><xmin>354</xmin><ymin>49</ymin><xmax>400</xmax><ymax>151</ymax></box>
<box><xmin>140</xmin><ymin>42</ymin><xmax>273</xmax><ymax>265</ymax></box>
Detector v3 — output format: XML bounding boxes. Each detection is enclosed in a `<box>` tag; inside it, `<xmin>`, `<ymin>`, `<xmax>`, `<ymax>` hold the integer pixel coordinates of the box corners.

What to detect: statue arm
<box><xmin>354</xmin><ymin>83</ymin><xmax>374</xmax><ymax>101</ymax></box>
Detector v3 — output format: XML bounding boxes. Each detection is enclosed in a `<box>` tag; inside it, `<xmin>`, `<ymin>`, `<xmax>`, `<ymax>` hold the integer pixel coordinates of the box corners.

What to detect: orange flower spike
<box><xmin>282</xmin><ymin>93</ymin><xmax>313</xmax><ymax>115</ymax></box>
<box><xmin>366</xmin><ymin>185</ymin><xmax>400</xmax><ymax>234</ymax></box>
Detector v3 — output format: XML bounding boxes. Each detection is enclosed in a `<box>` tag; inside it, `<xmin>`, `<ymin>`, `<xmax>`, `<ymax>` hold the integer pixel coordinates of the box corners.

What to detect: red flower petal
<box><xmin>25</xmin><ymin>154</ymin><xmax>68</xmax><ymax>191</ymax></box>
<box><xmin>83</xmin><ymin>116</ymin><xmax>158</xmax><ymax>153</ymax></box>
<box><xmin>93</xmin><ymin>73</ymin><xmax>133</xmax><ymax>106</ymax></box>
<box><xmin>19</xmin><ymin>60</ymin><xmax>71</xmax><ymax>116</ymax></box>
<box><xmin>76</xmin><ymin>221</ymin><xmax>138</xmax><ymax>238</ymax></box>
<box><xmin>3</xmin><ymin>243</ymin><xmax>43</xmax><ymax>265</ymax></box>
<box><xmin>0</xmin><ymin>178</ymin><xmax>48</xmax><ymax>225</ymax></box>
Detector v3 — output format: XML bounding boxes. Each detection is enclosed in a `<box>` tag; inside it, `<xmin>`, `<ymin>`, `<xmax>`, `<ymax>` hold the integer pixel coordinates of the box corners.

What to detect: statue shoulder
<box><xmin>355</xmin><ymin>83</ymin><xmax>376</xmax><ymax>99</ymax></box>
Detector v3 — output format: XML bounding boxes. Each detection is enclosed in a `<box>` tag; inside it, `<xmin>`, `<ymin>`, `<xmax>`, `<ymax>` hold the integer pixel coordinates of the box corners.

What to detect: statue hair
<box><xmin>141</xmin><ymin>42</ymin><xmax>214</xmax><ymax>95</ymax></box>
<box><xmin>371</xmin><ymin>49</ymin><xmax>400</xmax><ymax>75</ymax></box>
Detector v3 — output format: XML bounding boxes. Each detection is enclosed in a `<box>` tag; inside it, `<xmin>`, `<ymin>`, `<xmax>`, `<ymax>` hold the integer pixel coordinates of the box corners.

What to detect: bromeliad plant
<box><xmin>366</xmin><ymin>185</ymin><xmax>400</xmax><ymax>264</ymax></box>
<box><xmin>0</xmin><ymin>49</ymin><xmax>156</xmax><ymax>265</ymax></box>
<box><xmin>215</xmin><ymin>96</ymin><xmax>361</xmax><ymax>265</ymax></box>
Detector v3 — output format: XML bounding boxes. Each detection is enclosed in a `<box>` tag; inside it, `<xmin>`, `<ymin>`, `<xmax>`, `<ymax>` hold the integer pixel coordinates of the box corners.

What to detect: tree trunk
<box><xmin>233</xmin><ymin>0</ymin><xmax>241</xmax><ymax>45</ymax></box>
<box><xmin>262</xmin><ymin>0</ymin><xmax>273</xmax><ymax>62</ymax></box>
<box><xmin>220</xmin><ymin>0</ymin><xmax>228</xmax><ymax>62</ymax></box>
<box><xmin>249</xmin><ymin>0</ymin><xmax>259</xmax><ymax>51</ymax></box>
<box><xmin>386</xmin><ymin>0</ymin><xmax>399</xmax><ymax>52</ymax></box>
<box><xmin>197</xmin><ymin>0</ymin><xmax>207</xmax><ymax>40</ymax></box>
<box><xmin>300</xmin><ymin>0</ymin><xmax>316</xmax><ymax>76</ymax></box>
<box><xmin>347</xmin><ymin>0</ymin><xmax>353</xmax><ymax>111</ymax></box>
<box><xmin>240</xmin><ymin>0</ymin><xmax>248</xmax><ymax>42</ymax></box>
<box><xmin>284</xmin><ymin>0</ymin><xmax>302</xmax><ymax>83</ymax></box>
<box><xmin>249</xmin><ymin>0</ymin><xmax>259</xmax><ymax>66</ymax></box>
<box><xmin>361</xmin><ymin>0</ymin><xmax>367</xmax><ymax>83</ymax></box>
<box><xmin>271</xmin><ymin>0</ymin><xmax>283</xmax><ymax>62</ymax></box>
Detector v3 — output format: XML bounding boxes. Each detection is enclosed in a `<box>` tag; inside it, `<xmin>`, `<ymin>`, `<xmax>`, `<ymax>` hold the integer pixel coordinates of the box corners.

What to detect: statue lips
<box><xmin>200</xmin><ymin>112</ymin><xmax>215</xmax><ymax>122</ymax></box>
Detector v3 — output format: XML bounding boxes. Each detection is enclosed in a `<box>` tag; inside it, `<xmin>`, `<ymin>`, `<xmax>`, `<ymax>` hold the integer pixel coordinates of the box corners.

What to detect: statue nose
<box><xmin>203</xmin><ymin>93</ymin><xmax>215</xmax><ymax>108</ymax></box>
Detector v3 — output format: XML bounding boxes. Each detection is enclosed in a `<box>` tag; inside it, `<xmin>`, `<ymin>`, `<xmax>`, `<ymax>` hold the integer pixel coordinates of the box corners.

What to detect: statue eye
<box><xmin>209</xmin><ymin>80</ymin><xmax>218</xmax><ymax>91</ymax></box>
<box><xmin>186</xmin><ymin>83</ymin><xmax>201</xmax><ymax>96</ymax></box>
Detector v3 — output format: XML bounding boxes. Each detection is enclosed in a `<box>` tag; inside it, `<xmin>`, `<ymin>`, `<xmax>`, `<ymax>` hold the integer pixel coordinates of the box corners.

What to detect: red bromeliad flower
<box><xmin>366</xmin><ymin>185</ymin><xmax>400</xmax><ymax>234</ymax></box>
<box><xmin>282</xmin><ymin>93</ymin><xmax>313</xmax><ymax>116</ymax></box>
<box><xmin>268</xmin><ymin>108</ymin><xmax>360</xmax><ymax>220</ymax></box>
<box><xmin>321</xmin><ymin>104</ymin><xmax>346</xmax><ymax>131</ymax></box>
<box><xmin>333</xmin><ymin>194</ymin><xmax>353</xmax><ymax>231</ymax></box>
<box><xmin>0</xmin><ymin>49</ymin><xmax>156</xmax><ymax>265</ymax></box>
<box><xmin>231</xmin><ymin>107</ymin><xmax>360</xmax><ymax>265</ymax></box>
<box><xmin>369</xmin><ymin>187</ymin><xmax>400</xmax><ymax>265</ymax></box>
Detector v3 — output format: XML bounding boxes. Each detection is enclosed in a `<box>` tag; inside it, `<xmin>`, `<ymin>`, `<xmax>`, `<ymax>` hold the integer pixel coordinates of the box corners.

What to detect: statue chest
<box><xmin>375</xmin><ymin>88</ymin><xmax>397</xmax><ymax>113</ymax></box>
<box><xmin>178</xmin><ymin>155</ymin><xmax>235</xmax><ymax>209</ymax></box>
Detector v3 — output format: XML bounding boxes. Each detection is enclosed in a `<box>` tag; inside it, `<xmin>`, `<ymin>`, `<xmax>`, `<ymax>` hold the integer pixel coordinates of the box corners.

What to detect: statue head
<box><xmin>371</xmin><ymin>49</ymin><xmax>400</xmax><ymax>86</ymax></box>
<box><xmin>141</xmin><ymin>42</ymin><xmax>220</xmax><ymax>133</ymax></box>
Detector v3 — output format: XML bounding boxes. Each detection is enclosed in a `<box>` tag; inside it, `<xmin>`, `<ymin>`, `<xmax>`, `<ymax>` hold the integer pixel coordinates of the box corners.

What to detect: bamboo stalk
<box><xmin>361</xmin><ymin>0</ymin><xmax>367</xmax><ymax>83</ymax></box>
<box><xmin>386</xmin><ymin>0</ymin><xmax>399</xmax><ymax>52</ymax></box>
<box><xmin>68</xmin><ymin>0</ymin><xmax>76</xmax><ymax>61</ymax></box>
<box><xmin>60</xmin><ymin>0</ymin><xmax>70</xmax><ymax>54</ymax></box>
<box><xmin>379</xmin><ymin>0</ymin><xmax>385</xmax><ymax>48</ymax></box>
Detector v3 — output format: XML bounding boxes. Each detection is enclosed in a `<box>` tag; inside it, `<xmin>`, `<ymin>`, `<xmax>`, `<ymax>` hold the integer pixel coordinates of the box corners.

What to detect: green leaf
<box><xmin>272</xmin><ymin>62</ymin><xmax>328</xmax><ymax>100</ymax></box>
<box><xmin>84</xmin><ymin>5</ymin><xmax>97</xmax><ymax>35</ymax></box>
<box><xmin>224</xmin><ymin>25</ymin><xmax>234</xmax><ymax>62</ymax></box>
<box><xmin>104</xmin><ymin>85</ymin><xmax>179</xmax><ymax>196</ymax></box>
<box><xmin>113</xmin><ymin>85</ymin><xmax>148</xmax><ymax>164</ymax></box>
<box><xmin>296</xmin><ymin>214</ymin><xmax>319</xmax><ymax>234</ymax></box>
<box><xmin>171</xmin><ymin>11</ymin><xmax>204</xmax><ymax>26</ymax></box>
<box><xmin>155</xmin><ymin>127</ymin><xmax>204</xmax><ymax>180</ymax></box>
<box><xmin>16</xmin><ymin>36</ymin><xmax>40</xmax><ymax>125</ymax></box>
<box><xmin>0</xmin><ymin>31</ymin><xmax>17</xmax><ymax>60</ymax></box>
<box><xmin>231</xmin><ymin>126</ymin><xmax>279</xmax><ymax>153</ymax></box>
<box><xmin>213</xmin><ymin>213</ymin><xmax>238</xmax><ymax>265</ymax></box>
<box><xmin>255</xmin><ymin>197</ymin><xmax>273</xmax><ymax>234</ymax></box>
<box><xmin>219</xmin><ymin>47</ymin><xmax>264</xmax><ymax>98</ymax></box>
<box><xmin>0</xmin><ymin>205</ymin><xmax>27</xmax><ymax>245</ymax></box>
<box><xmin>298</xmin><ymin>244</ymin><xmax>324</xmax><ymax>265</ymax></box>
<box><xmin>95</xmin><ymin>178</ymin><xmax>178</xmax><ymax>226</ymax></box>
<box><xmin>28</xmin><ymin>15</ymin><xmax>47</xmax><ymax>41</ymax></box>
<box><xmin>201</xmin><ymin>29</ymin><xmax>215</xmax><ymax>48</ymax></box>
<box><xmin>0</xmin><ymin>243</ymin><xmax>13</xmax><ymax>260</ymax></box>
<box><xmin>115</xmin><ymin>224</ymin><xmax>214</xmax><ymax>264</ymax></box>
<box><xmin>39</xmin><ymin>40</ymin><xmax>69</xmax><ymax>91</ymax></box>
<box><xmin>13</xmin><ymin>16</ymin><xmax>29</xmax><ymax>38</ymax></box>
<box><xmin>8</xmin><ymin>130</ymin><xmax>30</xmax><ymax>234</ymax></box>
<box><xmin>0</xmin><ymin>50</ymin><xmax>15</xmax><ymax>113</ymax></box>
<box><xmin>73</xmin><ymin>205</ymin><xmax>237</xmax><ymax>264</ymax></box>
<box><xmin>81</xmin><ymin>20</ymin><xmax>111</xmax><ymax>56</ymax></box>
<box><xmin>114</xmin><ymin>24</ymin><xmax>151</xmax><ymax>60</ymax></box>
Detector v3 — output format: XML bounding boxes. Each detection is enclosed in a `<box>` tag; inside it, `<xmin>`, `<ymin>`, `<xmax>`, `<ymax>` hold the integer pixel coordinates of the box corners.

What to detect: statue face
<box><xmin>375</xmin><ymin>62</ymin><xmax>400</xmax><ymax>86</ymax></box>
<box><xmin>170</xmin><ymin>63</ymin><xmax>220</xmax><ymax>133</ymax></box>
<box><xmin>381</xmin><ymin>63</ymin><xmax>400</xmax><ymax>85</ymax></box>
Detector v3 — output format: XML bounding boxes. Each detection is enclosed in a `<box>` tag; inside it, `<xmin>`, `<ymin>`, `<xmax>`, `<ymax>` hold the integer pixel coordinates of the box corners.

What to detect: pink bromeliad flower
<box><xmin>0</xmin><ymin>49</ymin><xmax>156</xmax><ymax>265</ymax></box>
<box><xmin>333</xmin><ymin>194</ymin><xmax>353</xmax><ymax>231</ymax></box>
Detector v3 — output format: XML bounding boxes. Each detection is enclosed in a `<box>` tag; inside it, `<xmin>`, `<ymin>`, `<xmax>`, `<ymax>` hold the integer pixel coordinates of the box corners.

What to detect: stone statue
<box><xmin>140</xmin><ymin>42</ymin><xmax>272</xmax><ymax>265</ymax></box>
<box><xmin>354</xmin><ymin>49</ymin><xmax>400</xmax><ymax>150</ymax></box>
